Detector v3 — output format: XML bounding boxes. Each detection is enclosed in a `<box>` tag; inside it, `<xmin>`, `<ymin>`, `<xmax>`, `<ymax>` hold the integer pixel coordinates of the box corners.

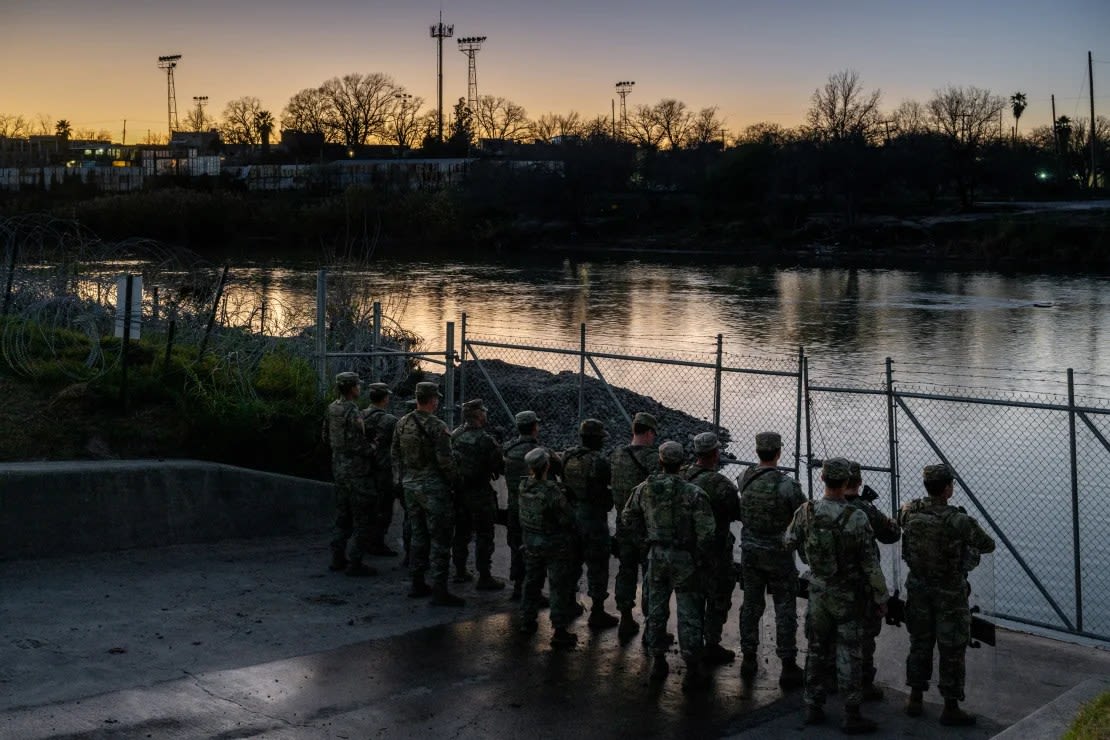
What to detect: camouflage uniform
<box><xmin>363</xmin><ymin>400</ymin><xmax>400</xmax><ymax>552</ymax></box>
<box><xmin>784</xmin><ymin>467</ymin><xmax>889</xmax><ymax>710</ymax></box>
<box><xmin>519</xmin><ymin>476</ymin><xmax>578</xmax><ymax>630</ymax></box>
<box><xmin>621</xmin><ymin>453</ymin><xmax>716</xmax><ymax>667</ymax></box>
<box><xmin>683</xmin><ymin>459</ymin><xmax>740</xmax><ymax>649</ymax></box>
<box><xmin>738</xmin><ymin>459</ymin><xmax>806</xmax><ymax>661</ymax></box>
<box><xmin>899</xmin><ymin>468</ymin><xmax>996</xmax><ymax>702</ymax></box>
<box><xmin>324</xmin><ymin>390</ymin><xmax>377</xmax><ymax>568</ymax></box>
<box><xmin>503</xmin><ymin>422</ymin><xmax>561</xmax><ymax>592</ymax></box>
<box><xmin>391</xmin><ymin>400</ymin><xmax>457</xmax><ymax>586</ymax></box>
<box><xmin>611</xmin><ymin>443</ymin><xmax>660</xmax><ymax>613</ymax></box>
<box><xmin>451</xmin><ymin>414</ymin><xmax>504</xmax><ymax>577</ymax></box>
<box><xmin>844</xmin><ymin>473</ymin><xmax>900</xmax><ymax>690</ymax></box>
<box><xmin>562</xmin><ymin>439</ymin><xmax>614</xmax><ymax>609</ymax></box>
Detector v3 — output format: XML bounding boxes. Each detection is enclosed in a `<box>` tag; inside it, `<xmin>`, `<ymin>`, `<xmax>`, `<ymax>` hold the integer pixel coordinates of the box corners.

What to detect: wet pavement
<box><xmin>3</xmin><ymin>524</ymin><xmax>1108</xmax><ymax>739</ymax></box>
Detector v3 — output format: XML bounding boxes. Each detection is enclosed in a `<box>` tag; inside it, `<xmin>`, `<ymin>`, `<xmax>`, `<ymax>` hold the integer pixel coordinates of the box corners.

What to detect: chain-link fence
<box><xmin>356</xmin><ymin>311</ymin><xmax>1109</xmax><ymax>644</ymax></box>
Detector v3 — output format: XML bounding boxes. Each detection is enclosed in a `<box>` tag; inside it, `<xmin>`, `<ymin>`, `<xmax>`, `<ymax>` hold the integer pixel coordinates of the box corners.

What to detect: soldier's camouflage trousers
<box><xmin>404</xmin><ymin>482</ymin><xmax>454</xmax><ymax>585</ymax></box>
<box><xmin>453</xmin><ymin>488</ymin><xmax>497</xmax><ymax>575</ymax></box>
<box><xmin>521</xmin><ymin>546</ymin><xmax>576</xmax><ymax>629</ymax></box>
<box><xmin>646</xmin><ymin>546</ymin><xmax>704</xmax><ymax>663</ymax></box>
<box><xmin>331</xmin><ymin>476</ymin><xmax>377</xmax><ymax>564</ymax></box>
<box><xmin>373</xmin><ymin>473</ymin><xmax>401</xmax><ymax>549</ymax></box>
<box><xmin>905</xmin><ymin>580</ymin><xmax>971</xmax><ymax>700</ymax></box>
<box><xmin>739</xmin><ymin>546</ymin><xmax>799</xmax><ymax>660</ymax></box>
<box><xmin>575</xmin><ymin>507</ymin><xmax>611</xmax><ymax>606</ymax></box>
<box><xmin>861</xmin><ymin>607</ymin><xmax>882</xmax><ymax>684</ymax></box>
<box><xmin>507</xmin><ymin>493</ymin><xmax>524</xmax><ymax>587</ymax></box>
<box><xmin>614</xmin><ymin>518</ymin><xmax>648</xmax><ymax>613</ymax></box>
<box><xmin>703</xmin><ymin>548</ymin><xmax>736</xmax><ymax>647</ymax></box>
<box><xmin>804</xmin><ymin>586</ymin><xmax>865</xmax><ymax>707</ymax></box>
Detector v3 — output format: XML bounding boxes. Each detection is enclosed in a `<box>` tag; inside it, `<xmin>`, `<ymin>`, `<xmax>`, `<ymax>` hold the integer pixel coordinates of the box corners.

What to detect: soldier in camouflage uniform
<box><xmin>362</xmin><ymin>382</ymin><xmax>401</xmax><ymax>557</ymax></box>
<box><xmin>621</xmin><ymin>441</ymin><xmax>716</xmax><ymax>691</ymax></box>
<box><xmin>683</xmin><ymin>432</ymin><xmax>741</xmax><ymax>666</ymax></box>
<box><xmin>899</xmin><ymin>463</ymin><xmax>996</xmax><ymax>726</ymax></box>
<box><xmin>845</xmin><ymin>460</ymin><xmax>900</xmax><ymax>701</ymax></box>
<box><xmin>610</xmin><ymin>411</ymin><xmax>660</xmax><ymax>639</ymax></box>
<box><xmin>323</xmin><ymin>372</ymin><xmax>378</xmax><ymax>577</ymax></box>
<box><xmin>518</xmin><ymin>447</ymin><xmax>579</xmax><ymax>649</ymax></box>
<box><xmin>562</xmin><ymin>418</ymin><xmax>620</xmax><ymax>630</ymax></box>
<box><xmin>784</xmin><ymin>458</ymin><xmax>889</xmax><ymax>734</ymax></box>
<box><xmin>503</xmin><ymin>411</ymin><xmax>561</xmax><ymax>600</ymax></box>
<box><xmin>737</xmin><ymin>431</ymin><xmax>806</xmax><ymax>686</ymax></box>
<box><xmin>450</xmin><ymin>399</ymin><xmax>506</xmax><ymax>590</ymax></box>
<box><xmin>391</xmin><ymin>381</ymin><xmax>464</xmax><ymax>606</ymax></box>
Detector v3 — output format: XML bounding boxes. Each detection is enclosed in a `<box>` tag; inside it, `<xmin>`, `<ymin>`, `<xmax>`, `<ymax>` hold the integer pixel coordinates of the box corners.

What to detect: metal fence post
<box><xmin>315</xmin><ymin>269</ymin><xmax>327</xmax><ymax>396</ymax></box>
<box><xmin>197</xmin><ymin>264</ymin><xmax>229</xmax><ymax>360</ymax></box>
<box><xmin>120</xmin><ymin>274</ymin><xmax>133</xmax><ymax>410</ymax></box>
<box><xmin>371</xmin><ymin>301</ymin><xmax>381</xmax><ymax>383</ymax></box>
<box><xmin>460</xmin><ymin>312</ymin><xmax>467</xmax><ymax>404</ymax></box>
<box><xmin>1068</xmin><ymin>368</ymin><xmax>1083</xmax><ymax>632</ymax></box>
<box><xmin>445</xmin><ymin>321</ymin><xmax>456</xmax><ymax>428</ymax></box>
<box><xmin>2</xmin><ymin>241</ymin><xmax>18</xmax><ymax>318</ymax></box>
<box><xmin>713</xmin><ymin>333</ymin><xmax>723</xmax><ymax>431</ymax></box>
<box><xmin>794</xmin><ymin>346</ymin><xmax>804</xmax><ymax>478</ymax></box>
<box><xmin>803</xmin><ymin>355</ymin><xmax>814</xmax><ymax>498</ymax></box>
<box><xmin>886</xmin><ymin>357</ymin><xmax>900</xmax><ymax>518</ymax></box>
<box><xmin>579</xmin><ymin>322</ymin><xmax>586</xmax><ymax>423</ymax></box>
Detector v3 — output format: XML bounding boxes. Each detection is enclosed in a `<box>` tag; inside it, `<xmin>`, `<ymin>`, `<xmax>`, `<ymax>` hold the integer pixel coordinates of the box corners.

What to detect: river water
<box><xmin>232</xmin><ymin>256</ymin><xmax>1110</xmax><ymax>639</ymax></box>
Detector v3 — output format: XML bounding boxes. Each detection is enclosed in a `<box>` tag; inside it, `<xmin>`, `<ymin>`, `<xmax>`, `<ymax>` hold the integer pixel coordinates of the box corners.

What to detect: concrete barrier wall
<box><xmin>0</xmin><ymin>460</ymin><xmax>334</xmax><ymax>560</ymax></box>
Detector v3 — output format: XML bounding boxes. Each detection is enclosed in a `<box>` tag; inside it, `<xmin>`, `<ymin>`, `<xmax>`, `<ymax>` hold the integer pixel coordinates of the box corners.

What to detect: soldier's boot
<box><xmin>587</xmin><ymin>603</ymin><xmax>619</xmax><ymax>630</ymax></box>
<box><xmin>644</xmin><ymin>630</ymin><xmax>674</xmax><ymax>647</ymax></box>
<box><xmin>649</xmin><ymin>656</ymin><xmax>670</xmax><ymax>683</ymax></box>
<box><xmin>550</xmin><ymin>627</ymin><xmax>578</xmax><ymax>650</ymax></box>
<box><xmin>430</xmin><ymin>582</ymin><xmax>466</xmax><ymax>607</ymax></box>
<box><xmin>682</xmin><ymin>660</ymin><xmax>711</xmax><ymax>693</ymax></box>
<box><xmin>861</xmin><ymin>681</ymin><xmax>884</xmax><ymax>702</ymax></box>
<box><xmin>328</xmin><ymin>551</ymin><xmax>347</xmax><ymax>572</ymax></box>
<box><xmin>804</xmin><ymin>705</ymin><xmax>826</xmax><ymax>725</ymax></box>
<box><xmin>702</xmin><ymin>643</ymin><xmax>736</xmax><ymax>666</ymax></box>
<box><xmin>739</xmin><ymin>653</ymin><xmax>758</xmax><ymax>679</ymax></box>
<box><xmin>407</xmin><ymin>575</ymin><xmax>433</xmax><ymax>598</ymax></box>
<box><xmin>618</xmin><ymin>610</ymin><xmax>640</xmax><ymax>640</ymax></box>
<box><xmin>905</xmin><ymin>688</ymin><xmax>924</xmax><ymax>717</ymax></box>
<box><xmin>841</xmin><ymin>704</ymin><xmax>878</xmax><ymax>735</ymax></box>
<box><xmin>452</xmin><ymin>563</ymin><xmax>474</xmax><ymax>584</ymax></box>
<box><xmin>939</xmin><ymin>698</ymin><xmax>977</xmax><ymax>726</ymax></box>
<box><xmin>475</xmin><ymin>571</ymin><xmax>506</xmax><ymax>591</ymax></box>
<box><xmin>344</xmin><ymin>561</ymin><xmax>378</xmax><ymax>577</ymax></box>
<box><xmin>779</xmin><ymin>660</ymin><xmax>804</xmax><ymax>690</ymax></box>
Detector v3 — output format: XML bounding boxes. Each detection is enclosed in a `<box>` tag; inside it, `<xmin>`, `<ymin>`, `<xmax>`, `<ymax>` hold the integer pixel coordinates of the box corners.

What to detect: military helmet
<box><xmin>659</xmin><ymin>440</ymin><xmax>684</xmax><ymax>465</ymax></box>
<box><xmin>335</xmin><ymin>371</ymin><xmax>360</xmax><ymax>390</ymax></box>
<box><xmin>821</xmin><ymin>457</ymin><xmax>852</xmax><ymax>481</ymax></box>
<box><xmin>632</xmin><ymin>412</ymin><xmax>658</xmax><ymax>430</ymax></box>
<box><xmin>923</xmin><ymin>463</ymin><xmax>955</xmax><ymax>483</ymax></box>
<box><xmin>755</xmin><ymin>431</ymin><xmax>782</xmax><ymax>451</ymax></box>
<box><xmin>524</xmin><ymin>447</ymin><xmax>550</xmax><ymax>471</ymax></box>
<box><xmin>414</xmin><ymin>381</ymin><xmax>442</xmax><ymax>401</ymax></box>
<box><xmin>693</xmin><ymin>432</ymin><xmax>719</xmax><ymax>454</ymax></box>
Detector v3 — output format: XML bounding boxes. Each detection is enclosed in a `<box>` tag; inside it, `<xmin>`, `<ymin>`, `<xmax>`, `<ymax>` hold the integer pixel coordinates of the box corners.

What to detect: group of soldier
<box><xmin>326</xmin><ymin>373</ymin><xmax>997</xmax><ymax>735</ymax></box>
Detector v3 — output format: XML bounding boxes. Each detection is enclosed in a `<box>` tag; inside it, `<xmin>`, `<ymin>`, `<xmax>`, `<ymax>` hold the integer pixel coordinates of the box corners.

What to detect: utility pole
<box><xmin>430</xmin><ymin>13</ymin><xmax>454</xmax><ymax>142</ymax></box>
<box><xmin>1052</xmin><ymin>94</ymin><xmax>1060</xmax><ymax>158</ymax></box>
<box><xmin>1089</xmin><ymin>50</ymin><xmax>1098</xmax><ymax>188</ymax></box>
<box><xmin>122</xmin><ymin>119</ymin><xmax>127</xmax><ymax>146</ymax></box>
<box><xmin>611</xmin><ymin>99</ymin><xmax>616</xmax><ymax>139</ymax></box>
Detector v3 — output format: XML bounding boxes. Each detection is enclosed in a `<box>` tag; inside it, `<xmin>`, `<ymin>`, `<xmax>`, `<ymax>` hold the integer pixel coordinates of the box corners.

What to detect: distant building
<box><xmin>170</xmin><ymin>129</ymin><xmax>221</xmax><ymax>153</ymax></box>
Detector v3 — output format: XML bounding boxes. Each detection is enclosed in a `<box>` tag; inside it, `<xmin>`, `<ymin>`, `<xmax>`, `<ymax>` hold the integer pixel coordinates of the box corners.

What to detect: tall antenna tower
<box><xmin>457</xmin><ymin>36</ymin><xmax>487</xmax><ymax>116</ymax></box>
<box><xmin>191</xmin><ymin>96</ymin><xmax>208</xmax><ymax>132</ymax></box>
<box><xmin>429</xmin><ymin>13</ymin><xmax>454</xmax><ymax>141</ymax></box>
<box><xmin>616</xmin><ymin>81</ymin><xmax>635</xmax><ymax>138</ymax></box>
<box><xmin>157</xmin><ymin>54</ymin><xmax>183</xmax><ymax>139</ymax></box>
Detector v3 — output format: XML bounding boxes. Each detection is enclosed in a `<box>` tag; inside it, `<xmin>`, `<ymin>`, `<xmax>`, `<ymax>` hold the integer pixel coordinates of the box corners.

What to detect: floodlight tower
<box><xmin>192</xmin><ymin>96</ymin><xmax>209</xmax><ymax>132</ymax></box>
<box><xmin>429</xmin><ymin>13</ymin><xmax>454</xmax><ymax>141</ymax></box>
<box><xmin>457</xmin><ymin>36</ymin><xmax>487</xmax><ymax>116</ymax></box>
<box><xmin>158</xmin><ymin>54</ymin><xmax>183</xmax><ymax>139</ymax></box>
<box><xmin>615</xmin><ymin>81</ymin><xmax>635</xmax><ymax>138</ymax></box>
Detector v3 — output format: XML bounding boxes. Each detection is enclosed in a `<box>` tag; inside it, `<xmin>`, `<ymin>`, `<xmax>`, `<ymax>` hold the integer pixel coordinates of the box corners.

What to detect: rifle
<box><xmin>884</xmin><ymin>589</ymin><xmax>995</xmax><ymax>648</ymax></box>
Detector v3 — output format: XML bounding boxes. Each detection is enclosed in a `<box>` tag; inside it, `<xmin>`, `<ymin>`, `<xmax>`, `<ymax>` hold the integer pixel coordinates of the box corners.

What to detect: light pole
<box><xmin>429</xmin><ymin>13</ymin><xmax>454</xmax><ymax>142</ymax></box>
<box><xmin>615</xmin><ymin>81</ymin><xmax>635</xmax><ymax>140</ymax></box>
<box><xmin>394</xmin><ymin>92</ymin><xmax>414</xmax><ymax>151</ymax></box>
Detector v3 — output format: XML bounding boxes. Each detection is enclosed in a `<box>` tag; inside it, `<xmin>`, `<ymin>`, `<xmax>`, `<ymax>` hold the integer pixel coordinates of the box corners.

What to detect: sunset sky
<box><xmin>2</xmin><ymin>0</ymin><xmax>1106</xmax><ymax>142</ymax></box>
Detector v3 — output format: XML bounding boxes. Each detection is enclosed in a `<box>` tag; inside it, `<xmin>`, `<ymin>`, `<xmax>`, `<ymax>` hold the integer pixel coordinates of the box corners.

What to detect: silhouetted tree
<box><xmin>532</xmin><ymin>112</ymin><xmax>583</xmax><ymax>143</ymax></box>
<box><xmin>1010</xmin><ymin>91</ymin><xmax>1027</xmax><ymax>143</ymax></box>
<box><xmin>387</xmin><ymin>93</ymin><xmax>424</xmax><ymax>149</ymax></box>
<box><xmin>0</xmin><ymin>114</ymin><xmax>29</xmax><ymax>138</ymax></box>
<box><xmin>54</xmin><ymin>119</ymin><xmax>72</xmax><ymax>142</ymax></box>
<box><xmin>627</xmin><ymin>104</ymin><xmax>664</xmax><ymax>149</ymax></box>
<box><xmin>318</xmin><ymin>73</ymin><xmax>399</xmax><ymax>146</ymax></box>
<box><xmin>926</xmin><ymin>85</ymin><xmax>1006</xmax><ymax>206</ymax></box>
<box><xmin>255</xmin><ymin>110</ymin><xmax>275</xmax><ymax>154</ymax></box>
<box><xmin>221</xmin><ymin>96</ymin><xmax>262</xmax><ymax>144</ymax></box>
<box><xmin>184</xmin><ymin>100</ymin><xmax>211</xmax><ymax>133</ymax></box>
<box><xmin>281</xmin><ymin>87</ymin><xmax>332</xmax><ymax>140</ymax></box>
<box><xmin>474</xmin><ymin>96</ymin><xmax>530</xmax><ymax>142</ymax></box>
<box><xmin>444</xmin><ymin>98</ymin><xmax>474</xmax><ymax>155</ymax></box>
<box><xmin>805</xmin><ymin>70</ymin><xmax>881</xmax><ymax>142</ymax></box>
<box><xmin>654</xmin><ymin>99</ymin><xmax>692</xmax><ymax>149</ymax></box>
<box><xmin>688</xmin><ymin>106</ymin><xmax>727</xmax><ymax>148</ymax></box>
<box><xmin>892</xmin><ymin>100</ymin><xmax>928</xmax><ymax>136</ymax></box>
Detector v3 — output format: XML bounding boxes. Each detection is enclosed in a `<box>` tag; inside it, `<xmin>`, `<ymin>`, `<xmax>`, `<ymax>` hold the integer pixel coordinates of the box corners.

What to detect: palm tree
<box><xmin>54</xmin><ymin>119</ymin><xmax>72</xmax><ymax>141</ymax></box>
<box><xmin>1010</xmin><ymin>92</ymin><xmax>1027</xmax><ymax>144</ymax></box>
<box><xmin>254</xmin><ymin>110</ymin><xmax>275</xmax><ymax>155</ymax></box>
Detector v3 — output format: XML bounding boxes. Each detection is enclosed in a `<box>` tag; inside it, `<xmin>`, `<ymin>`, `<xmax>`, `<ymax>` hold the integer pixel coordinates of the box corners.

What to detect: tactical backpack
<box><xmin>504</xmin><ymin>438</ymin><xmax>536</xmax><ymax>495</ymax></box>
<box><xmin>803</xmin><ymin>501</ymin><xmax>853</xmax><ymax>580</ymax></box>
<box><xmin>563</xmin><ymin>447</ymin><xmax>609</xmax><ymax>508</ymax></box>
<box><xmin>740</xmin><ymin>468</ymin><xmax>794</xmax><ymax>537</ymax></box>
<box><xmin>901</xmin><ymin>502</ymin><xmax>961</xmax><ymax>579</ymax></box>
<box><xmin>452</xmin><ymin>428</ymin><xmax>491</xmax><ymax>486</ymax></box>
<box><xmin>643</xmin><ymin>476</ymin><xmax>696</xmax><ymax>551</ymax></box>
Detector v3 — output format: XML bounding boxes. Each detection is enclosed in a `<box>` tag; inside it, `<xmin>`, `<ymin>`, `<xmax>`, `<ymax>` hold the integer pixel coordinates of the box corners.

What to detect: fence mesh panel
<box><xmin>1077</xmin><ymin>409</ymin><xmax>1110</xmax><ymax>637</ymax></box>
